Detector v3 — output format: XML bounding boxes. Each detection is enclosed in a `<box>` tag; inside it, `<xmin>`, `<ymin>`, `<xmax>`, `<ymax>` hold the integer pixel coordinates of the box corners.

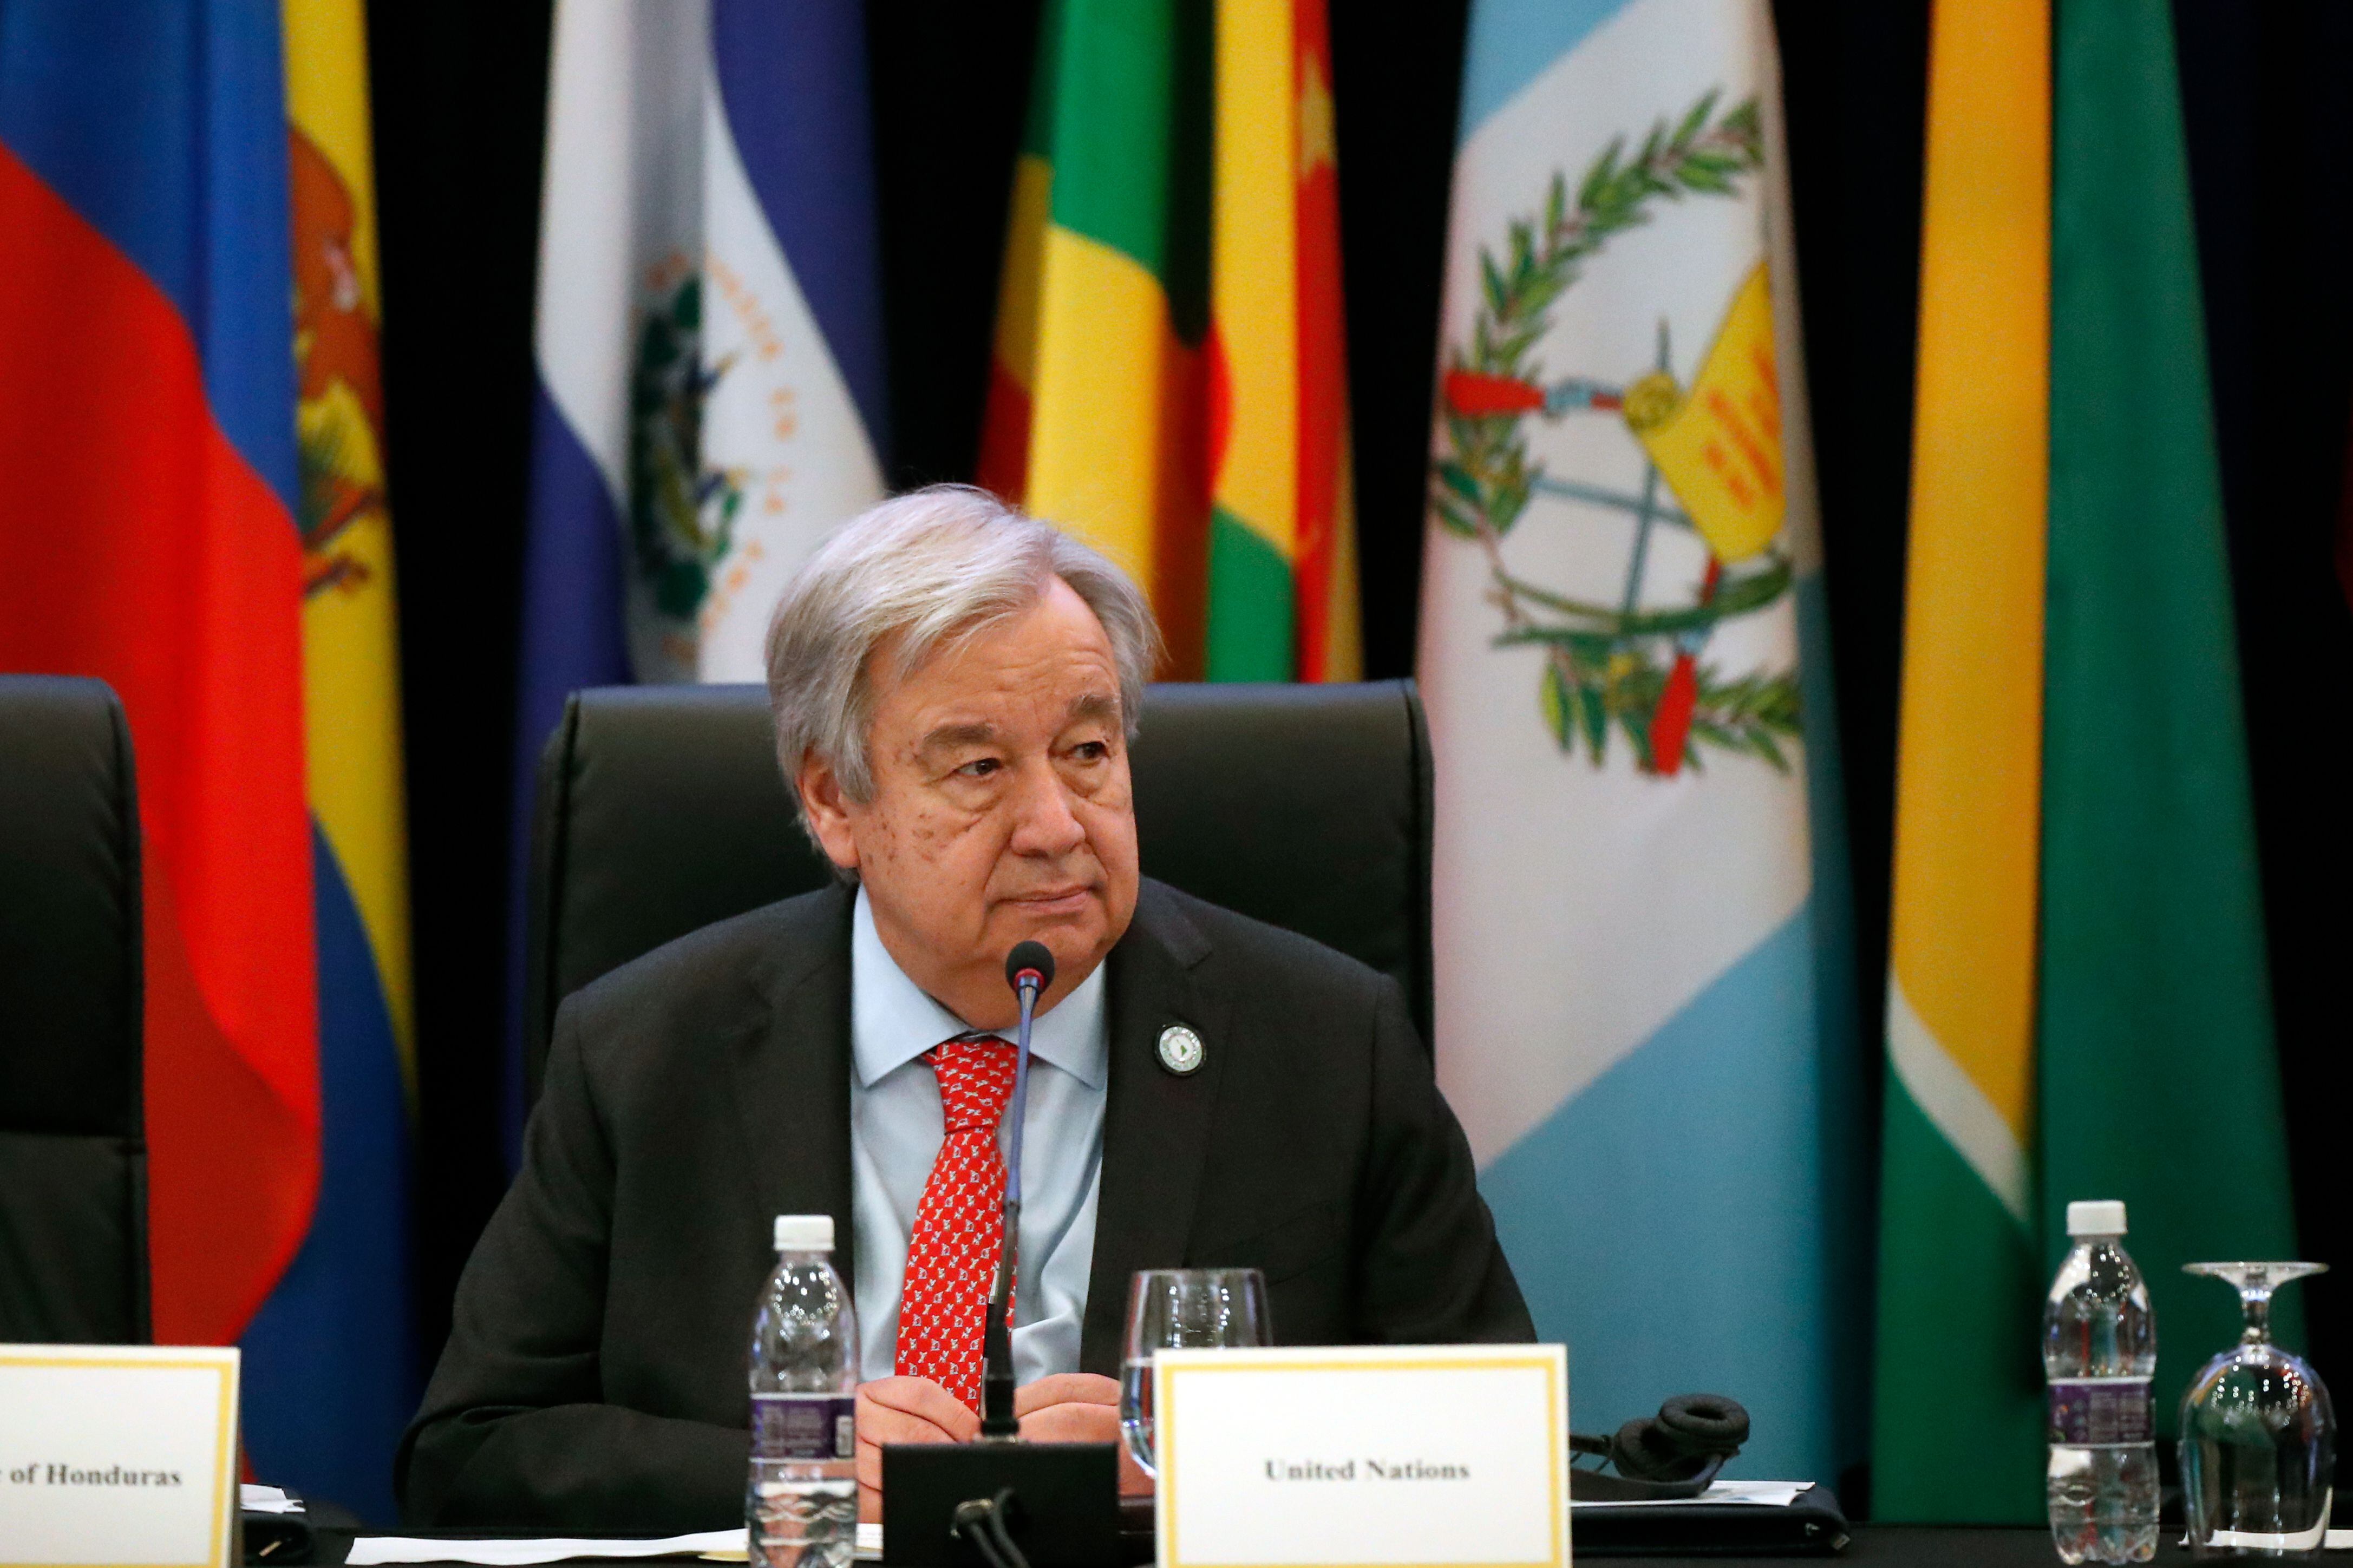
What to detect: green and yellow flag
<box><xmin>1873</xmin><ymin>0</ymin><xmax>2299</xmax><ymax>1521</ymax></box>
<box><xmin>977</xmin><ymin>0</ymin><xmax>1359</xmax><ymax>680</ymax></box>
<box><xmin>977</xmin><ymin>0</ymin><xmax>1213</xmax><ymax>671</ymax></box>
<box><xmin>1871</xmin><ymin>0</ymin><xmax>2051</xmax><ymax>1519</ymax></box>
<box><xmin>2039</xmin><ymin>0</ymin><xmax>2298</xmax><ymax>1440</ymax></box>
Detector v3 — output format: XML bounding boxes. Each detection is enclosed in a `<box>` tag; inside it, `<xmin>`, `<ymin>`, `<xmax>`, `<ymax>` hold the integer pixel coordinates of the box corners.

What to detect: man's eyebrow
<box><xmin>1066</xmin><ymin>692</ymin><xmax>1121</xmax><ymax>727</ymax></box>
<box><xmin>916</xmin><ymin>720</ymin><xmax>1000</xmax><ymax>755</ymax></box>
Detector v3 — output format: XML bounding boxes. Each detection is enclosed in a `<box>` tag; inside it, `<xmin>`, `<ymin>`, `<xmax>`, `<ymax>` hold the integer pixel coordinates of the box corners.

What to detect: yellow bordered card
<box><xmin>1152</xmin><ymin>1344</ymin><xmax>1570</xmax><ymax>1568</ymax></box>
<box><xmin>0</xmin><ymin>1344</ymin><xmax>240</xmax><ymax>1568</ymax></box>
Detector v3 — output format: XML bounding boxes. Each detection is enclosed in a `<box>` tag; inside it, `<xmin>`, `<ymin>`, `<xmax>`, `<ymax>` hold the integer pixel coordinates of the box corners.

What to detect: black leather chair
<box><xmin>524</xmin><ymin>681</ymin><xmax>1434</xmax><ymax>1104</ymax></box>
<box><xmin>0</xmin><ymin>675</ymin><xmax>151</xmax><ymax>1343</ymax></box>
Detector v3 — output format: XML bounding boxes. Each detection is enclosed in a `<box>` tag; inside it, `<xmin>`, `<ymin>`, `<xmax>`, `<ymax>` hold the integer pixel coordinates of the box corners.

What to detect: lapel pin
<box><xmin>1156</xmin><ymin>1024</ymin><xmax>1205</xmax><ymax>1077</ymax></box>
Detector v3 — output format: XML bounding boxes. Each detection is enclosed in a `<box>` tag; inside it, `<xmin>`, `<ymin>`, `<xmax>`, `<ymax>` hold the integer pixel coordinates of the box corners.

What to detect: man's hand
<box><xmin>1014</xmin><ymin>1374</ymin><xmax>1154</xmax><ymax>1495</ymax></box>
<box><xmin>855</xmin><ymin>1376</ymin><xmax>979</xmax><ymax>1521</ymax></box>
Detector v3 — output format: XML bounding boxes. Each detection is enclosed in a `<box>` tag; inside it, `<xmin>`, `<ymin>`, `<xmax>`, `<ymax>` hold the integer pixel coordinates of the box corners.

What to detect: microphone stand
<box><xmin>979</xmin><ymin>967</ymin><xmax>1040</xmax><ymax>1442</ymax></box>
<box><xmin>887</xmin><ymin>945</ymin><xmax>1115</xmax><ymax>1567</ymax></box>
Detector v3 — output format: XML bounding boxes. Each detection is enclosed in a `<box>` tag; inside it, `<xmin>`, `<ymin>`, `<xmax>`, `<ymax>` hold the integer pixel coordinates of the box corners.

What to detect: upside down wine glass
<box><xmin>2179</xmin><ymin>1263</ymin><xmax>2336</xmax><ymax>1558</ymax></box>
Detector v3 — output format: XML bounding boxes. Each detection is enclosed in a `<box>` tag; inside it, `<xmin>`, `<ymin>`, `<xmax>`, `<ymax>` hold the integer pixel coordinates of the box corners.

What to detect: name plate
<box><xmin>1153</xmin><ymin>1344</ymin><xmax>1569</xmax><ymax>1568</ymax></box>
<box><xmin>0</xmin><ymin>1345</ymin><xmax>240</xmax><ymax>1568</ymax></box>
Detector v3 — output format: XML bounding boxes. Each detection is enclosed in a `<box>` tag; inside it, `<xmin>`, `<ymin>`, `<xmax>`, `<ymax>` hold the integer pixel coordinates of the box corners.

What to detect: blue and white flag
<box><xmin>510</xmin><ymin>0</ymin><xmax>885</xmax><ymax>1146</ymax></box>
<box><xmin>1419</xmin><ymin>0</ymin><xmax>1862</xmax><ymax>1481</ymax></box>
<box><xmin>518</xmin><ymin>0</ymin><xmax>886</xmax><ymax>719</ymax></box>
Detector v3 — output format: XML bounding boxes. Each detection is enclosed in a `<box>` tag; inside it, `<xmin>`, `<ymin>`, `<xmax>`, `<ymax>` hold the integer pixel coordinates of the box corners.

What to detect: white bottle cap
<box><xmin>2066</xmin><ymin>1200</ymin><xmax>2127</xmax><ymax>1236</ymax></box>
<box><xmin>774</xmin><ymin>1214</ymin><xmax>834</xmax><ymax>1253</ymax></box>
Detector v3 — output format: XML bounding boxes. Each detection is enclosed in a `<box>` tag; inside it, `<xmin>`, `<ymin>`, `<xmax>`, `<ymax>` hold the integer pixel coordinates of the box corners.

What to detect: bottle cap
<box><xmin>773</xmin><ymin>1214</ymin><xmax>834</xmax><ymax>1252</ymax></box>
<box><xmin>2066</xmin><ymin>1200</ymin><xmax>2127</xmax><ymax>1236</ymax></box>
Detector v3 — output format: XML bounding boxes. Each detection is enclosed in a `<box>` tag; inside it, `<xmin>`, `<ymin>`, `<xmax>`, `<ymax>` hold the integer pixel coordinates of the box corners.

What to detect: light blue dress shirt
<box><xmin>848</xmin><ymin>888</ymin><xmax>1107</xmax><ymax>1388</ymax></box>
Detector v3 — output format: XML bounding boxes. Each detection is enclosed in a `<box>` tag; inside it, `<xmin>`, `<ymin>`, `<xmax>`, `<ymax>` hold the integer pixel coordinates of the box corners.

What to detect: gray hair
<box><xmin>764</xmin><ymin>485</ymin><xmax>1161</xmax><ymax>838</ymax></box>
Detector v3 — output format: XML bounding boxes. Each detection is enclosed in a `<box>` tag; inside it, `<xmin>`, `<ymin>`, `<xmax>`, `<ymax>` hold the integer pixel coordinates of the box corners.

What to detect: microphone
<box><xmin>1002</xmin><ymin>941</ymin><xmax>1053</xmax><ymax>1209</ymax></box>
<box><xmin>981</xmin><ymin>941</ymin><xmax>1055</xmax><ymax>1441</ymax></box>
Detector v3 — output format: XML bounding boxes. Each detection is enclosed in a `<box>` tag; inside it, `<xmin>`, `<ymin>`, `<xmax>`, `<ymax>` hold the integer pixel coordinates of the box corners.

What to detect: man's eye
<box><xmin>1069</xmin><ymin>740</ymin><xmax>1109</xmax><ymax>762</ymax></box>
<box><xmin>956</xmin><ymin>757</ymin><xmax>1002</xmax><ymax>779</ymax></box>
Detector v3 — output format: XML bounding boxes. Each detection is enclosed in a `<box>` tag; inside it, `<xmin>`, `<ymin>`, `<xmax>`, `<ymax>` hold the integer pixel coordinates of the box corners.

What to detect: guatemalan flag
<box><xmin>511</xmin><ymin>0</ymin><xmax>887</xmax><ymax>1141</ymax></box>
<box><xmin>1419</xmin><ymin>0</ymin><xmax>1864</xmax><ymax>1482</ymax></box>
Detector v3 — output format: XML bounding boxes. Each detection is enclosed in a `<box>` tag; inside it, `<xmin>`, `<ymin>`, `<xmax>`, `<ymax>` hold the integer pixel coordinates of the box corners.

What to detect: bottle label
<box><xmin>2048</xmin><ymin>1377</ymin><xmax>2152</xmax><ymax>1445</ymax></box>
<box><xmin>753</xmin><ymin>1393</ymin><xmax>857</xmax><ymax>1460</ymax></box>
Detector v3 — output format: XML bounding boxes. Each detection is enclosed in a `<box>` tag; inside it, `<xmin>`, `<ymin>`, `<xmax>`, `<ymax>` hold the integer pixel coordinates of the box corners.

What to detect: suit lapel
<box><xmin>1080</xmin><ymin>881</ymin><xmax>1226</xmax><ymax>1371</ymax></box>
<box><xmin>733</xmin><ymin>882</ymin><xmax>859</xmax><ymax>1287</ymax></box>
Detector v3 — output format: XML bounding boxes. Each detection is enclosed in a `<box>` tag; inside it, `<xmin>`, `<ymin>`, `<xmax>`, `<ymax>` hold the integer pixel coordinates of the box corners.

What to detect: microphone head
<box><xmin>1005</xmin><ymin>940</ymin><xmax>1056</xmax><ymax>994</ymax></box>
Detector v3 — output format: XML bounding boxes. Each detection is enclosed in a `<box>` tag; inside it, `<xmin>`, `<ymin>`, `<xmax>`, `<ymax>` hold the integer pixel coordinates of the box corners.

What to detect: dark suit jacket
<box><xmin>396</xmin><ymin>878</ymin><xmax>1530</xmax><ymax>1532</ymax></box>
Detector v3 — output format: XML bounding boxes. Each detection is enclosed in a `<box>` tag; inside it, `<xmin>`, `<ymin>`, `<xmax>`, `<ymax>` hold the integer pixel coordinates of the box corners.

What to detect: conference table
<box><xmin>290</xmin><ymin>1525</ymin><xmax>2182</xmax><ymax>1566</ymax></box>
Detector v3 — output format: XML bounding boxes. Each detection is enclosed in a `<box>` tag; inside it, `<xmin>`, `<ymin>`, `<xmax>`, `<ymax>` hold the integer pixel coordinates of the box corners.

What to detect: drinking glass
<box><xmin>1119</xmin><ymin>1268</ymin><xmax>1271</xmax><ymax>1478</ymax></box>
<box><xmin>2179</xmin><ymin>1262</ymin><xmax>2336</xmax><ymax>1558</ymax></box>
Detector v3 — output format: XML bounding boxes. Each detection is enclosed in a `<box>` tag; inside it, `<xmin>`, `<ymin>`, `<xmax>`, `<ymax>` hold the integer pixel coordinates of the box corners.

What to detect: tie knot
<box><xmin>927</xmin><ymin>1035</ymin><xmax>1017</xmax><ymax>1134</ymax></box>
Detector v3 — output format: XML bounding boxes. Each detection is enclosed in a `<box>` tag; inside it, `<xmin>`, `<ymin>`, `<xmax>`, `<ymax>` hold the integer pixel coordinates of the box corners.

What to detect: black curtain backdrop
<box><xmin>367</xmin><ymin>0</ymin><xmax>553</xmax><ymax>1369</ymax></box>
<box><xmin>1331</xmin><ymin>0</ymin><xmax>1472</xmax><ymax>681</ymax></box>
<box><xmin>368</xmin><ymin>2</ymin><xmax>2353</xmax><ymax>1507</ymax></box>
<box><xmin>866</xmin><ymin>0</ymin><xmax>1044</xmax><ymax>489</ymax></box>
<box><xmin>2168</xmin><ymin>0</ymin><xmax>2353</xmax><ymax>1396</ymax></box>
<box><xmin>1774</xmin><ymin>9</ymin><xmax>1932</xmax><ymax>1458</ymax></box>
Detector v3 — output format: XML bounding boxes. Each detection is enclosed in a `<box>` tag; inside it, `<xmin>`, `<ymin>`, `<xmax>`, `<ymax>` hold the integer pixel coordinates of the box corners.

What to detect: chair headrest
<box><xmin>525</xmin><ymin>680</ymin><xmax>1434</xmax><ymax>1104</ymax></box>
<box><xmin>0</xmin><ymin>675</ymin><xmax>141</xmax><ymax>1139</ymax></box>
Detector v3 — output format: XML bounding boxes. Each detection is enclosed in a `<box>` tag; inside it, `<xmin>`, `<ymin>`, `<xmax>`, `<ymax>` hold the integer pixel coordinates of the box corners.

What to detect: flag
<box><xmin>1420</xmin><ymin>0</ymin><xmax>1860</xmax><ymax>1483</ymax></box>
<box><xmin>978</xmin><ymin>0</ymin><xmax>1361</xmax><ymax>681</ymax></box>
<box><xmin>519</xmin><ymin>0</ymin><xmax>886</xmax><ymax>703</ymax></box>
<box><xmin>2038</xmin><ymin>0</ymin><xmax>2298</xmax><ymax>1457</ymax></box>
<box><xmin>1204</xmin><ymin>0</ymin><xmax>1359</xmax><ymax>680</ymax></box>
<box><xmin>976</xmin><ymin>0</ymin><xmax>1214</xmax><ymax>673</ymax></box>
<box><xmin>512</xmin><ymin>0</ymin><xmax>887</xmax><ymax>1147</ymax></box>
<box><xmin>1871</xmin><ymin>0</ymin><xmax>2302</xmax><ymax>1521</ymax></box>
<box><xmin>0</xmin><ymin>0</ymin><xmax>318</xmax><ymax>1358</ymax></box>
<box><xmin>1868</xmin><ymin>0</ymin><xmax>2051</xmax><ymax>1518</ymax></box>
<box><xmin>235</xmin><ymin>0</ymin><xmax>418</xmax><ymax>1523</ymax></box>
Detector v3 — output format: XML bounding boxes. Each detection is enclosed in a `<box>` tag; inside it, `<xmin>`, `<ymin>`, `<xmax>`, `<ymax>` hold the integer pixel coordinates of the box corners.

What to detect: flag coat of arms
<box><xmin>1419</xmin><ymin>0</ymin><xmax>1861</xmax><ymax>1481</ymax></box>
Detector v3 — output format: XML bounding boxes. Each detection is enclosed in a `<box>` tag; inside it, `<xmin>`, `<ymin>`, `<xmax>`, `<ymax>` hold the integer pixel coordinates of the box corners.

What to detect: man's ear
<box><xmin>795</xmin><ymin>754</ymin><xmax>863</xmax><ymax>874</ymax></box>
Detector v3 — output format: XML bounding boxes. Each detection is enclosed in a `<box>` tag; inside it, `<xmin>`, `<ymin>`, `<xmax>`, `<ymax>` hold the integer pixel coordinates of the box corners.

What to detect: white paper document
<box><xmin>1571</xmin><ymin>1480</ymin><xmax>1810</xmax><ymax>1510</ymax></box>
<box><xmin>345</xmin><ymin>1530</ymin><xmax>747</xmax><ymax>1565</ymax></box>
<box><xmin>240</xmin><ymin>1484</ymin><xmax>303</xmax><ymax>1515</ymax></box>
<box><xmin>344</xmin><ymin>1525</ymin><xmax>883</xmax><ymax>1566</ymax></box>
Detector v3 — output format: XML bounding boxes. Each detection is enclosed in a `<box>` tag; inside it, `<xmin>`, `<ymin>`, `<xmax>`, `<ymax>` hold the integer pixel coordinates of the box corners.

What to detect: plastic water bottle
<box><xmin>749</xmin><ymin>1215</ymin><xmax>860</xmax><ymax>1568</ymax></box>
<box><xmin>2044</xmin><ymin>1199</ymin><xmax>2159</xmax><ymax>1564</ymax></box>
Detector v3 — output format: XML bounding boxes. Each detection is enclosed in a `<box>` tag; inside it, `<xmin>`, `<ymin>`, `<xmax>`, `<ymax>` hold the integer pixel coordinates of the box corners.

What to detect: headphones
<box><xmin>1567</xmin><ymin>1394</ymin><xmax>1751</xmax><ymax>1501</ymax></box>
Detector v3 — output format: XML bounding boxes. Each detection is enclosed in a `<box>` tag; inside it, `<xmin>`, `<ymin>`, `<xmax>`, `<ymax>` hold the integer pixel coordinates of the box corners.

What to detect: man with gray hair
<box><xmin>398</xmin><ymin>487</ymin><xmax>1530</xmax><ymax>1533</ymax></box>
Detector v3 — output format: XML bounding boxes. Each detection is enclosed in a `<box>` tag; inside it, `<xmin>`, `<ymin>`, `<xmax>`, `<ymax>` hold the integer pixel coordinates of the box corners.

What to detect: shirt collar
<box><xmin>849</xmin><ymin>886</ymin><xmax>1109</xmax><ymax>1091</ymax></box>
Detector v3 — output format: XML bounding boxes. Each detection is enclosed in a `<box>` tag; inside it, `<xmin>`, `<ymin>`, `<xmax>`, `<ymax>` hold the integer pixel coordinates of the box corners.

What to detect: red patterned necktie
<box><xmin>894</xmin><ymin>1034</ymin><xmax>1017</xmax><ymax>1412</ymax></box>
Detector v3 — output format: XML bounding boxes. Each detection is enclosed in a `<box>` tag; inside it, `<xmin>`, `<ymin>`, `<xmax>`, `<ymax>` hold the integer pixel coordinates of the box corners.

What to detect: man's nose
<box><xmin>1005</xmin><ymin>758</ymin><xmax>1086</xmax><ymax>857</ymax></box>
